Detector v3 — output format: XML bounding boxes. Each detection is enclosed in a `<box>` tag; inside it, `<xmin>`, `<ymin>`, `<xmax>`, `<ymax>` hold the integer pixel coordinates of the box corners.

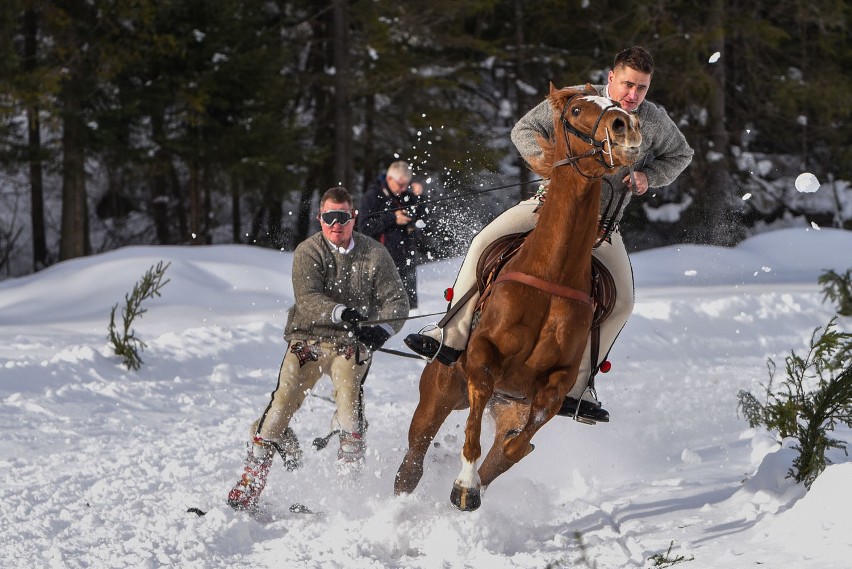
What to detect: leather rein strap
<box><xmin>494</xmin><ymin>271</ymin><xmax>594</xmax><ymax>309</ymax></box>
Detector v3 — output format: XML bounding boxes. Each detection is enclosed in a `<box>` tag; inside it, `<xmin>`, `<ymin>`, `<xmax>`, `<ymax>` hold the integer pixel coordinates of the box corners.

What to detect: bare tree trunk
<box><xmin>170</xmin><ymin>157</ymin><xmax>188</xmax><ymax>242</ymax></box>
<box><xmin>231</xmin><ymin>172</ymin><xmax>242</xmax><ymax>243</ymax></box>
<box><xmin>24</xmin><ymin>7</ymin><xmax>49</xmax><ymax>270</ymax></box>
<box><xmin>202</xmin><ymin>165</ymin><xmax>212</xmax><ymax>244</ymax></box>
<box><xmin>150</xmin><ymin>110</ymin><xmax>172</xmax><ymax>244</ymax></box>
<box><xmin>265</xmin><ymin>178</ymin><xmax>284</xmax><ymax>247</ymax></box>
<box><xmin>296</xmin><ymin>183</ymin><xmax>315</xmax><ymax>243</ymax></box>
<box><xmin>361</xmin><ymin>92</ymin><xmax>376</xmax><ymax>196</ymax></box>
<box><xmin>59</xmin><ymin>80</ymin><xmax>89</xmax><ymax>261</ymax></box>
<box><xmin>293</xmin><ymin>9</ymin><xmax>336</xmax><ymax>245</ymax></box>
<box><xmin>332</xmin><ymin>0</ymin><xmax>351</xmax><ymax>189</ymax></box>
<box><xmin>684</xmin><ymin>0</ymin><xmax>741</xmax><ymax>246</ymax></box>
<box><xmin>513</xmin><ymin>0</ymin><xmax>533</xmax><ymax>200</ymax></box>
<box><xmin>705</xmin><ymin>0</ymin><xmax>739</xmax><ymax>245</ymax></box>
<box><xmin>188</xmin><ymin>158</ymin><xmax>202</xmax><ymax>245</ymax></box>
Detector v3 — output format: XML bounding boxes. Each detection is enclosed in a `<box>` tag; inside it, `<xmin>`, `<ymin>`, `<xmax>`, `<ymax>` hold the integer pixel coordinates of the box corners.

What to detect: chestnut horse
<box><xmin>394</xmin><ymin>84</ymin><xmax>642</xmax><ymax>510</ymax></box>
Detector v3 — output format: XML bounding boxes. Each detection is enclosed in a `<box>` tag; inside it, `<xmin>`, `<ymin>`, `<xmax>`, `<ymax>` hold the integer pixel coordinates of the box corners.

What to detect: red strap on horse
<box><xmin>494</xmin><ymin>271</ymin><xmax>594</xmax><ymax>308</ymax></box>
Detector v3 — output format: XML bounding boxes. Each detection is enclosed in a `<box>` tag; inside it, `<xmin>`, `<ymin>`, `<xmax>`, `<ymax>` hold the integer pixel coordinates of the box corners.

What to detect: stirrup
<box><xmin>575</xmin><ymin>386</ymin><xmax>598</xmax><ymax>424</ymax></box>
<box><xmin>563</xmin><ymin>386</ymin><xmax>609</xmax><ymax>425</ymax></box>
<box><xmin>415</xmin><ymin>323</ymin><xmax>445</xmax><ymax>364</ymax></box>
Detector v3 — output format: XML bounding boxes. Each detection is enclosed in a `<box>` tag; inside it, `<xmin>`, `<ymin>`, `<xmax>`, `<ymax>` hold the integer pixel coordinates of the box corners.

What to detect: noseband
<box><xmin>553</xmin><ymin>93</ymin><xmax>624</xmax><ymax>177</ymax></box>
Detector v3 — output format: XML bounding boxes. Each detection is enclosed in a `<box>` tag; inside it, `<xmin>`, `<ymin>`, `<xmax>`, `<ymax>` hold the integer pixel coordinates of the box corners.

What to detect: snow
<box><xmin>795</xmin><ymin>172</ymin><xmax>820</xmax><ymax>193</ymax></box>
<box><xmin>1</xmin><ymin>227</ymin><xmax>851</xmax><ymax>568</ymax></box>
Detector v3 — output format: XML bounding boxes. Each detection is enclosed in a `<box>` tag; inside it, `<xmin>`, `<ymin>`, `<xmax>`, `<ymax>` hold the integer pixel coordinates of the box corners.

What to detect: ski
<box><xmin>288</xmin><ymin>503</ymin><xmax>323</xmax><ymax>515</ymax></box>
<box><xmin>186</xmin><ymin>503</ymin><xmax>324</xmax><ymax>522</ymax></box>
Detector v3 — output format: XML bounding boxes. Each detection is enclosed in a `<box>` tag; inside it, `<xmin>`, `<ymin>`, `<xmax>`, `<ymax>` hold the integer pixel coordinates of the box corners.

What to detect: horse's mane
<box><xmin>526</xmin><ymin>83</ymin><xmax>597</xmax><ymax>180</ymax></box>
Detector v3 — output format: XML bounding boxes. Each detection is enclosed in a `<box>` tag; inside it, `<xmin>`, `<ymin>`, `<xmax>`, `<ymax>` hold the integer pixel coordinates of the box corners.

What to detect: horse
<box><xmin>393</xmin><ymin>84</ymin><xmax>642</xmax><ymax>511</ymax></box>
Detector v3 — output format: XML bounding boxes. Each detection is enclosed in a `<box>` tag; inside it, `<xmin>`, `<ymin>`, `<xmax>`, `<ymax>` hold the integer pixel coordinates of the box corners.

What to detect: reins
<box><xmin>354</xmin><ymin>312</ymin><xmax>450</xmax><ymax>360</ymax></box>
<box><xmin>356</xmin><ymin>94</ymin><xmax>636</xmax><ymax>359</ymax></box>
<box><xmin>594</xmin><ymin>173</ymin><xmax>633</xmax><ymax>248</ymax></box>
<box><xmin>356</xmin><ymin>178</ymin><xmax>544</xmax><ymax>221</ymax></box>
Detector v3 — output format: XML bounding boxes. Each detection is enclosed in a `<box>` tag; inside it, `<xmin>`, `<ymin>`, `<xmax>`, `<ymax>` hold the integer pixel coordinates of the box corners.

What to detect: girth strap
<box><xmin>494</xmin><ymin>271</ymin><xmax>594</xmax><ymax>308</ymax></box>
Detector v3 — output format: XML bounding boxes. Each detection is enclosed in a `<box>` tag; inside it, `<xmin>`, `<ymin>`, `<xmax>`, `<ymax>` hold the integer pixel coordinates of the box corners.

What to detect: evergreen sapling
<box><xmin>108</xmin><ymin>261</ymin><xmax>171</xmax><ymax>370</ymax></box>
<box><xmin>738</xmin><ymin>317</ymin><xmax>852</xmax><ymax>488</ymax></box>
<box><xmin>818</xmin><ymin>268</ymin><xmax>852</xmax><ymax>316</ymax></box>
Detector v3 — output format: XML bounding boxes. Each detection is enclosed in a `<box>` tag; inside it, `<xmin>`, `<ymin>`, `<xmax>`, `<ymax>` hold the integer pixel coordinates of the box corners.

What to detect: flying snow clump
<box><xmin>795</xmin><ymin>172</ymin><xmax>819</xmax><ymax>193</ymax></box>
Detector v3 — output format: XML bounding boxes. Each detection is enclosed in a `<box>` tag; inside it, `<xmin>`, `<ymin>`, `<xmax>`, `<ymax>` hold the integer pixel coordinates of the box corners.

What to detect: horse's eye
<box><xmin>571</xmin><ymin>107</ymin><xmax>581</xmax><ymax>117</ymax></box>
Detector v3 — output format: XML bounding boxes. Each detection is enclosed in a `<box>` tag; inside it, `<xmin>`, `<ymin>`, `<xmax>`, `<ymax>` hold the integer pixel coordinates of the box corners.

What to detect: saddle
<box><xmin>472</xmin><ymin>231</ymin><xmax>616</xmax><ymax>329</ymax></box>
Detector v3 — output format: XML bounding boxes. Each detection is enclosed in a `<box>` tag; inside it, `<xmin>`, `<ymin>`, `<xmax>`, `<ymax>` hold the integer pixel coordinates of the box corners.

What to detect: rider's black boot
<box><xmin>557</xmin><ymin>396</ymin><xmax>610</xmax><ymax>424</ymax></box>
<box><xmin>404</xmin><ymin>334</ymin><xmax>462</xmax><ymax>366</ymax></box>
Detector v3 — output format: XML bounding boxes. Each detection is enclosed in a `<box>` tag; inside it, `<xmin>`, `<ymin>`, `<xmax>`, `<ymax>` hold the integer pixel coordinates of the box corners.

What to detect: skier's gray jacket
<box><xmin>284</xmin><ymin>231</ymin><xmax>409</xmax><ymax>343</ymax></box>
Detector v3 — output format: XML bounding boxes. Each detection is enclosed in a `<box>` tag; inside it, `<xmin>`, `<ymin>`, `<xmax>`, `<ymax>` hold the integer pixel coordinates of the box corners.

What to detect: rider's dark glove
<box><xmin>355</xmin><ymin>325</ymin><xmax>391</xmax><ymax>351</ymax></box>
<box><xmin>341</xmin><ymin>307</ymin><xmax>366</xmax><ymax>326</ymax></box>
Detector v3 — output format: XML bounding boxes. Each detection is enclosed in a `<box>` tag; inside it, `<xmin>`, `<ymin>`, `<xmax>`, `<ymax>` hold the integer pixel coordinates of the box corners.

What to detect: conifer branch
<box><xmin>107</xmin><ymin>261</ymin><xmax>171</xmax><ymax>370</ymax></box>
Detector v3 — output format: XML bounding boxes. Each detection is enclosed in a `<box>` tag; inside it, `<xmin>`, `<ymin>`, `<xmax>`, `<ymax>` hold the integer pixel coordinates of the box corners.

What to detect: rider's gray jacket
<box><xmin>511</xmin><ymin>83</ymin><xmax>694</xmax><ymax>225</ymax></box>
<box><xmin>284</xmin><ymin>231</ymin><xmax>409</xmax><ymax>344</ymax></box>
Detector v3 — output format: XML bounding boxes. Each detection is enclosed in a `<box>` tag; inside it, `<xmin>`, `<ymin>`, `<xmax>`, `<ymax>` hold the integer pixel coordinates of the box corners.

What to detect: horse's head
<box><xmin>530</xmin><ymin>83</ymin><xmax>642</xmax><ymax>179</ymax></box>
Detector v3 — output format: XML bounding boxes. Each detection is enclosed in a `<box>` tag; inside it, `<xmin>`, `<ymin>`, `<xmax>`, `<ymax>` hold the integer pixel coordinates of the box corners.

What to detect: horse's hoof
<box><xmin>450</xmin><ymin>482</ymin><xmax>481</xmax><ymax>511</ymax></box>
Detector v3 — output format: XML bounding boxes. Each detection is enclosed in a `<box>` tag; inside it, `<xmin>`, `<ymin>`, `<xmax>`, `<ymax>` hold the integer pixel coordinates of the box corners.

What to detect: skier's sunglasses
<box><xmin>319</xmin><ymin>209</ymin><xmax>354</xmax><ymax>226</ymax></box>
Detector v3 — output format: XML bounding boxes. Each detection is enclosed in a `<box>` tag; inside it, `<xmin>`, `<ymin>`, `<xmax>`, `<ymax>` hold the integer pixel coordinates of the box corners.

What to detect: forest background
<box><xmin>1</xmin><ymin>0</ymin><xmax>850</xmax><ymax>279</ymax></box>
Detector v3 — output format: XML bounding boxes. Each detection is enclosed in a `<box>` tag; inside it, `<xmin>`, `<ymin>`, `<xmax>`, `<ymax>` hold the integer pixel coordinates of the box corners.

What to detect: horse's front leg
<box><xmin>450</xmin><ymin>345</ymin><xmax>495</xmax><ymax>511</ymax></box>
<box><xmin>395</xmin><ymin>363</ymin><xmax>468</xmax><ymax>495</ymax></box>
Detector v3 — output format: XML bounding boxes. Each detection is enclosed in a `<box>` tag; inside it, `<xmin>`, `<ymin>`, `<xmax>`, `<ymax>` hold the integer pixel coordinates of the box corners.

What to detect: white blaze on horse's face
<box><xmin>581</xmin><ymin>94</ymin><xmax>621</xmax><ymax>111</ymax></box>
<box><xmin>581</xmin><ymin>95</ymin><xmax>637</xmax><ymax>131</ymax></box>
<box><xmin>576</xmin><ymin>94</ymin><xmax>642</xmax><ymax>167</ymax></box>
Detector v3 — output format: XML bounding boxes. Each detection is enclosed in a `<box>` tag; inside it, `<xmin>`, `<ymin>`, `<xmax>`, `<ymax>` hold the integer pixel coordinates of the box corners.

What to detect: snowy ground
<box><xmin>1</xmin><ymin>227</ymin><xmax>851</xmax><ymax>569</ymax></box>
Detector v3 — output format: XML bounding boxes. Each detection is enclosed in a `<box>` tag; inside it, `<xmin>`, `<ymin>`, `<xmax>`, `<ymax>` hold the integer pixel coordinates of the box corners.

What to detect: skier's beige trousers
<box><xmin>251</xmin><ymin>342</ymin><xmax>369</xmax><ymax>442</ymax></box>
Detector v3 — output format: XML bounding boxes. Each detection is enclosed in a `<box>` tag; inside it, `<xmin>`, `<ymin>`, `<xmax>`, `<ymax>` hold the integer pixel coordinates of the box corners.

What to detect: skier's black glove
<box><xmin>341</xmin><ymin>307</ymin><xmax>366</xmax><ymax>326</ymax></box>
<box><xmin>355</xmin><ymin>325</ymin><xmax>391</xmax><ymax>351</ymax></box>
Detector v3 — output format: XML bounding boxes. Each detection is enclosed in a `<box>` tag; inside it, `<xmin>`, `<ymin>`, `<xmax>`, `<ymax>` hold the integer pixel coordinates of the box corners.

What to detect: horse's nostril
<box><xmin>611</xmin><ymin>118</ymin><xmax>626</xmax><ymax>133</ymax></box>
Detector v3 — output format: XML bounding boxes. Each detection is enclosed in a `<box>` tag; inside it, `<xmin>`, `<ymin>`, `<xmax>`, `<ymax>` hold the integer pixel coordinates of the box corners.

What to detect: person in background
<box><xmin>227</xmin><ymin>186</ymin><xmax>409</xmax><ymax>512</ymax></box>
<box><xmin>404</xmin><ymin>46</ymin><xmax>694</xmax><ymax>424</ymax></box>
<box><xmin>359</xmin><ymin>160</ymin><xmax>429</xmax><ymax>310</ymax></box>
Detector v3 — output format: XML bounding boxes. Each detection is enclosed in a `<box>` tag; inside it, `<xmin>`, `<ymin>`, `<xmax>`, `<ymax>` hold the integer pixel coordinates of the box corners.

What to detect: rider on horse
<box><xmin>405</xmin><ymin>46</ymin><xmax>694</xmax><ymax>423</ymax></box>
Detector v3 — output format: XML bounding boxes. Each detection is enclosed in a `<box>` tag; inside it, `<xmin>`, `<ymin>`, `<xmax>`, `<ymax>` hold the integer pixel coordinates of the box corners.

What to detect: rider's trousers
<box><xmin>426</xmin><ymin>197</ymin><xmax>634</xmax><ymax>394</ymax></box>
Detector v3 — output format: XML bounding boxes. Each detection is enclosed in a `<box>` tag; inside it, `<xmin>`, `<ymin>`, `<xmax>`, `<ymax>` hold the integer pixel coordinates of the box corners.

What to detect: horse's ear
<box><xmin>549</xmin><ymin>82</ymin><xmax>559</xmax><ymax>95</ymax></box>
<box><xmin>583</xmin><ymin>83</ymin><xmax>596</xmax><ymax>95</ymax></box>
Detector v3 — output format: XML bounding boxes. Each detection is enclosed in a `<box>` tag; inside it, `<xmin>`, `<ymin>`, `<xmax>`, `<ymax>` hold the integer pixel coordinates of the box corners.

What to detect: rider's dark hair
<box><xmin>613</xmin><ymin>46</ymin><xmax>654</xmax><ymax>75</ymax></box>
<box><xmin>320</xmin><ymin>186</ymin><xmax>354</xmax><ymax>209</ymax></box>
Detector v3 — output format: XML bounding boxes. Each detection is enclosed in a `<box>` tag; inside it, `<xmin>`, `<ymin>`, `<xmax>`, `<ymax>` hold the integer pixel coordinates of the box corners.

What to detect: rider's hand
<box><xmin>355</xmin><ymin>325</ymin><xmax>391</xmax><ymax>351</ymax></box>
<box><xmin>341</xmin><ymin>308</ymin><xmax>366</xmax><ymax>326</ymax></box>
<box><xmin>623</xmin><ymin>170</ymin><xmax>649</xmax><ymax>195</ymax></box>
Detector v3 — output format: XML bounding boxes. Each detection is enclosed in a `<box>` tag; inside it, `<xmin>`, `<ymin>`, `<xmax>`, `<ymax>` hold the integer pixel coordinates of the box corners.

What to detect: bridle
<box><xmin>549</xmin><ymin>92</ymin><xmax>639</xmax><ymax>247</ymax></box>
<box><xmin>552</xmin><ymin>93</ymin><xmax>625</xmax><ymax>178</ymax></box>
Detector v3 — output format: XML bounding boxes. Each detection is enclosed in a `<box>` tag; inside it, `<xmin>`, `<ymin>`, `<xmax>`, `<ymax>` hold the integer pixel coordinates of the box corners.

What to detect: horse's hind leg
<box><xmin>503</xmin><ymin>370</ymin><xmax>573</xmax><ymax>463</ymax></box>
<box><xmin>395</xmin><ymin>362</ymin><xmax>467</xmax><ymax>496</ymax></box>
<box><xmin>478</xmin><ymin>399</ymin><xmax>531</xmax><ymax>488</ymax></box>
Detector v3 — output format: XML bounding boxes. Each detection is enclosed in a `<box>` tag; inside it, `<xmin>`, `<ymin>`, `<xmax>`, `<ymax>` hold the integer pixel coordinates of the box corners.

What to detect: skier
<box><xmin>228</xmin><ymin>186</ymin><xmax>409</xmax><ymax>511</ymax></box>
